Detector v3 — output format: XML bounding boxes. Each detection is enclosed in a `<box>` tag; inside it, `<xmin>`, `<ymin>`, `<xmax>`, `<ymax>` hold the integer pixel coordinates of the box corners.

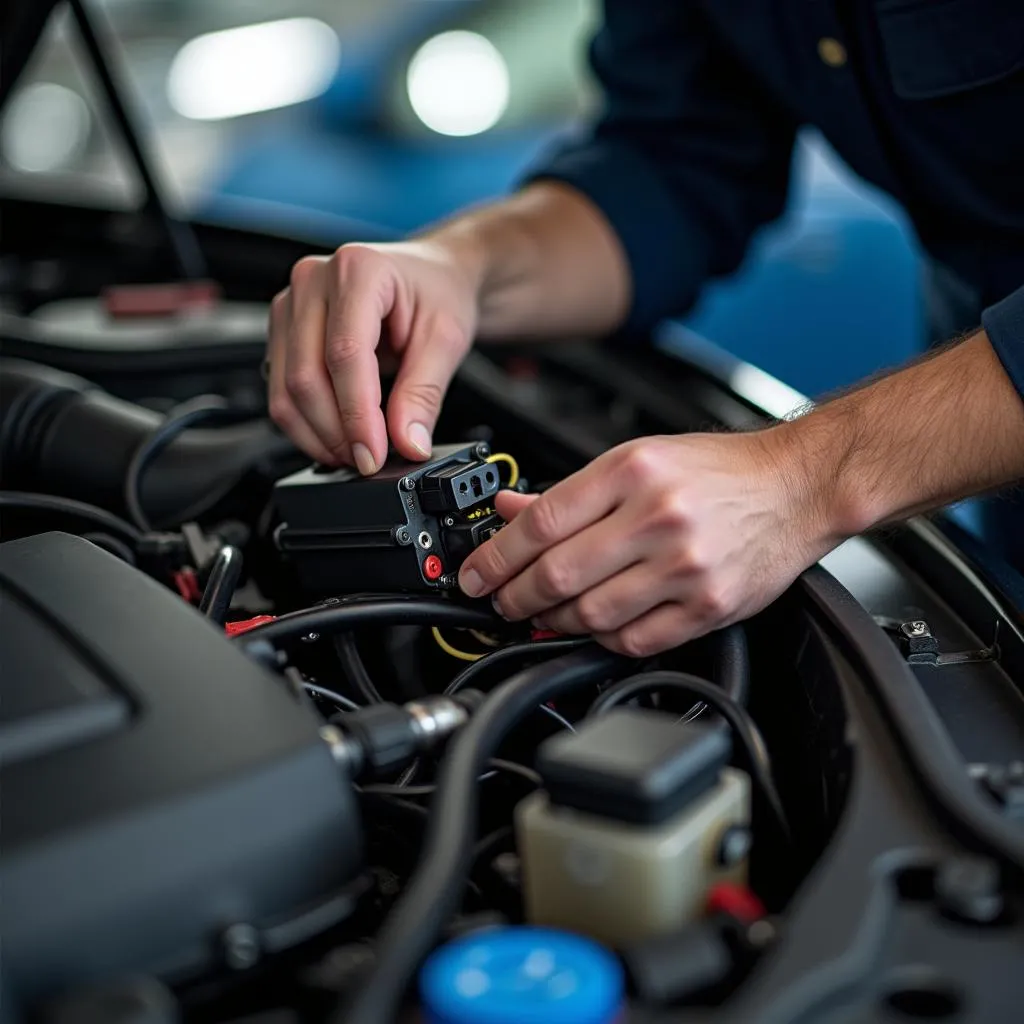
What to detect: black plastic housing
<box><xmin>0</xmin><ymin>533</ymin><xmax>362</xmax><ymax>1021</ymax></box>
<box><xmin>273</xmin><ymin>442</ymin><xmax>500</xmax><ymax>595</ymax></box>
<box><xmin>537</xmin><ymin>708</ymin><xmax>732</xmax><ymax>825</ymax></box>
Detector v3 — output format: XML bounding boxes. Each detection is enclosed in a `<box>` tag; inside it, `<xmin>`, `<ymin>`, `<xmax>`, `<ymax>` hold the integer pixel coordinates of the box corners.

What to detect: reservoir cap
<box><xmin>420</xmin><ymin>925</ymin><xmax>624</xmax><ymax>1024</ymax></box>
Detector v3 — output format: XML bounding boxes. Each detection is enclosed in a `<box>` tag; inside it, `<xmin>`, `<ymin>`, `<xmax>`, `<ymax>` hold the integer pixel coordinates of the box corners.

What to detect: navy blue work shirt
<box><xmin>528</xmin><ymin>0</ymin><xmax>1024</xmax><ymax>401</ymax></box>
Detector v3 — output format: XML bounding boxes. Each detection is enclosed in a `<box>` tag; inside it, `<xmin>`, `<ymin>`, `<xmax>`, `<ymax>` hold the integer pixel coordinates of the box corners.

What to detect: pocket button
<box><xmin>817</xmin><ymin>37</ymin><xmax>848</xmax><ymax>68</ymax></box>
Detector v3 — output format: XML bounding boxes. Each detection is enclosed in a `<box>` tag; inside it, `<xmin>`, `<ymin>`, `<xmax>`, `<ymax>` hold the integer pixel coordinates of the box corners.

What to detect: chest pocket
<box><xmin>874</xmin><ymin>0</ymin><xmax>1024</xmax><ymax>99</ymax></box>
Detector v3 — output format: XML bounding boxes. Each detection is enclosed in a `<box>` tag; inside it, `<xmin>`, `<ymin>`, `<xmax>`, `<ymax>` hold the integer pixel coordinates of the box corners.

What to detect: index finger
<box><xmin>323</xmin><ymin>256</ymin><xmax>393</xmax><ymax>474</ymax></box>
<box><xmin>458</xmin><ymin>464</ymin><xmax>620</xmax><ymax>598</ymax></box>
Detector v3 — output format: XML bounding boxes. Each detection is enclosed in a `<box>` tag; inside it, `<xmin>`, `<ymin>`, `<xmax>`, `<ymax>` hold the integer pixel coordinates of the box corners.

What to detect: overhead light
<box><xmin>1</xmin><ymin>83</ymin><xmax>91</xmax><ymax>173</ymax></box>
<box><xmin>167</xmin><ymin>18</ymin><xmax>340</xmax><ymax>121</ymax></box>
<box><xmin>407</xmin><ymin>31</ymin><xmax>509</xmax><ymax>137</ymax></box>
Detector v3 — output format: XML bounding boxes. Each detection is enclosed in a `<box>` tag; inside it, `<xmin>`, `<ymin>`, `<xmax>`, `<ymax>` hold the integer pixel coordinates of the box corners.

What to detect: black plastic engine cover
<box><xmin>0</xmin><ymin>533</ymin><xmax>362</xmax><ymax>1021</ymax></box>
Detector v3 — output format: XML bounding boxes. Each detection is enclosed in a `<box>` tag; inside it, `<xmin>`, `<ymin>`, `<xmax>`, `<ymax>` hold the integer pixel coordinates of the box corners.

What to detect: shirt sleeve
<box><xmin>522</xmin><ymin>0</ymin><xmax>798</xmax><ymax>333</ymax></box>
<box><xmin>981</xmin><ymin>285</ymin><xmax>1024</xmax><ymax>404</ymax></box>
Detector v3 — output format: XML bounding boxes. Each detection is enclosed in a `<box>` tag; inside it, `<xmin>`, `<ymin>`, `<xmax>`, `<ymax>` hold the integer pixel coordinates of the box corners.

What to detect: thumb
<box><xmin>494</xmin><ymin>490</ymin><xmax>538</xmax><ymax>520</ymax></box>
<box><xmin>386</xmin><ymin>330</ymin><xmax>466</xmax><ymax>461</ymax></box>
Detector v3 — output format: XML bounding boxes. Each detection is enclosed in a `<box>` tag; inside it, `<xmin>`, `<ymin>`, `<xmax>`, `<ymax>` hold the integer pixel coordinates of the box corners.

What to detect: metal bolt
<box><xmin>222</xmin><ymin>923</ymin><xmax>261</xmax><ymax>970</ymax></box>
<box><xmin>443</xmin><ymin>515</ymin><xmax>456</xmax><ymax>528</ymax></box>
<box><xmin>301</xmin><ymin>632</ymin><xmax>320</xmax><ymax>643</ymax></box>
<box><xmin>473</xmin><ymin>443</ymin><xmax>490</xmax><ymax>460</ymax></box>
<box><xmin>418</xmin><ymin>531</ymin><xmax>433</xmax><ymax>550</ymax></box>
<box><xmin>906</xmin><ymin>620</ymin><xmax>930</xmax><ymax>637</ymax></box>
<box><xmin>400</xmin><ymin>476</ymin><xmax>416</xmax><ymax>491</ymax></box>
<box><xmin>395</xmin><ymin>526</ymin><xmax>411</xmax><ymax>545</ymax></box>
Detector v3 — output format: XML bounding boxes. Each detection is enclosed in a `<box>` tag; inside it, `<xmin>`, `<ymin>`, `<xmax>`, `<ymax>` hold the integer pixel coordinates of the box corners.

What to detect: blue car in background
<box><xmin>196</xmin><ymin>0</ymin><xmax>925</xmax><ymax>399</ymax></box>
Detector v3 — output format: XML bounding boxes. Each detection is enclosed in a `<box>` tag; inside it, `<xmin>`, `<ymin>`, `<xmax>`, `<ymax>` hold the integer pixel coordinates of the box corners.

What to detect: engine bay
<box><xmin>3</xmin><ymin>325</ymin><xmax>1024</xmax><ymax>1023</ymax></box>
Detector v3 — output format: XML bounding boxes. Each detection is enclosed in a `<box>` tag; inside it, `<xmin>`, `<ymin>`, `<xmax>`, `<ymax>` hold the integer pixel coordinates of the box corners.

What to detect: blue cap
<box><xmin>420</xmin><ymin>926</ymin><xmax>624</xmax><ymax>1024</ymax></box>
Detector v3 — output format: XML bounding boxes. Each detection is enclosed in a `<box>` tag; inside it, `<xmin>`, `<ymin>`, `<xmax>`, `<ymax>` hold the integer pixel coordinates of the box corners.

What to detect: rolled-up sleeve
<box><xmin>982</xmin><ymin>285</ymin><xmax>1024</xmax><ymax>404</ymax></box>
<box><xmin>523</xmin><ymin>0</ymin><xmax>797</xmax><ymax>333</ymax></box>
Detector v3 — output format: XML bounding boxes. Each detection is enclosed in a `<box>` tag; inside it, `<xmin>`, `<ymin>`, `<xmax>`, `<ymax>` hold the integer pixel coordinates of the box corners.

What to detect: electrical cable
<box><xmin>484</xmin><ymin>452</ymin><xmax>519</xmax><ymax>488</ymax></box>
<box><xmin>124</xmin><ymin>397</ymin><xmax>243</xmax><ymax>531</ymax></box>
<box><xmin>234</xmin><ymin>595</ymin><xmax>498</xmax><ymax>649</ymax></box>
<box><xmin>334</xmin><ymin>633</ymin><xmax>385</xmax><ymax>704</ymax></box>
<box><xmin>444</xmin><ymin>636</ymin><xmax>594</xmax><ymax>696</ymax></box>
<box><xmin>469</xmin><ymin>629</ymin><xmax>502</xmax><ymax>648</ymax></box>
<box><xmin>303</xmin><ymin>682</ymin><xmax>361</xmax><ymax>714</ymax></box>
<box><xmin>432</xmin><ymin>626</ymin><xmax>486</xmax><ymax>662</ymax></box>
<box><xmin>715</xmin><ymin>623</ymin><xmax>750</xmax><ymax>706</ymax></box>
<box><xmin>198</xmin><ymin>544</ymin><xmax>242</xmax><ymax>625</ymax></box>
<box><xmin>538</xmin><ymin>704</ymin><xmax>576</xmax><ymax>732</ymax></box>
<box><xmin>0</xmin><ymin>491</ymin><xmax>141</xmax><ymax>545</ymax></box>
<box><xmin>333</xmin><ymin>647</ymin><xmax>625</xmax><ymax>1024</ymax></box>
<box><xmin>587</xmin><ymin>671</ymin><xmax>789</xmax><ymax>844</ymax></box>
<box><xmin>361</xmin><ymin>759</ymin><xmax>543</xmax><ymax>800</ymax></box>
<box><xmin>394</xmin><ymin>635</ymin><xmax>590</xmax><ymax>788</ymax></box>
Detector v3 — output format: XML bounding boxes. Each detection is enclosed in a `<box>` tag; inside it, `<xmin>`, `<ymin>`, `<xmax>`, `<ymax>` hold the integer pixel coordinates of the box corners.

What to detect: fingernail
<box><xmin>460</xmin><ymin>568</ymin><xmax>484</xmax><ymax>598</ymax></box>
<box><xmin>492</xmin><ymin>593</ymin><xmax>509</xmax><ymax>620</ymax></box>
<box><xmin>408</xmin><ymin>421</ymin><xmax>432</xmax><ymax>458</ymax></box>
<box><xmin>532</xmin><ymin>617</ymin><xmax>547</xmax><ymax>630</ymax></box>
<box><xmin>352</xmin><ymin>442</ymin><xmax>377</xmax><ymax>476</ymax></box>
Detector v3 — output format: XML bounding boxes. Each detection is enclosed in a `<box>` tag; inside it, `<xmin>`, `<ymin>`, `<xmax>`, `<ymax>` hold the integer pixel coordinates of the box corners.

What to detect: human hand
<box><xmin>267</xmin><ymin>240</ymin><xmax>480</xmax><ymax>473</ymax></box>
<box><xmin>457</xmin><ymin>431</ymin><xmax>841</xmax><ymax>656</ymax></box>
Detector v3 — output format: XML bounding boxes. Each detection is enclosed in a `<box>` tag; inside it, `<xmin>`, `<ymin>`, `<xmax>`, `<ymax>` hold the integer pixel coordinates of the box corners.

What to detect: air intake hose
<box><xmin>0</xmin><ymin>358</ymin><xmax>292</xmax><ymax>526</ymax></box>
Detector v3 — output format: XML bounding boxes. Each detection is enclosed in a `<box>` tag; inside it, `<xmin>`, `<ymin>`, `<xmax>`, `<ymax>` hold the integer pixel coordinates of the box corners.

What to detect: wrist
<box><xmin>757</xmin><ymin>413</ymin><xmax>873</xmax><ymax>554</ymax></box>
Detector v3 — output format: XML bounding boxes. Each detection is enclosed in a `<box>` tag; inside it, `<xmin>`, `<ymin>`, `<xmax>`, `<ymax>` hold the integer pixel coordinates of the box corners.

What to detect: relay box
<box><xmin>273</xmin><ymin>442</ymin><xmax>506</xmax><ymax>595</ymax></box>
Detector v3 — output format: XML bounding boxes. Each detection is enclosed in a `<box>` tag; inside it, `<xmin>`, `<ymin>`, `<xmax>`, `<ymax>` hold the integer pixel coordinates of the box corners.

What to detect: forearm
<box><xmin>425</xmin><ymin>182</ymin><xmax>632</xmax><ymax>341</ymax></box>
<box><xmin>774</xmin><ymin>330</ymin><xmax>1024</xmax><ymax>548</ymax></box>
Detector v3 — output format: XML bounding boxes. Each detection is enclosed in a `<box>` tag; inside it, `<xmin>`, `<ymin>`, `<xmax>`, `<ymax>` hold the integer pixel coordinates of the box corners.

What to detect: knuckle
<box><xmin>615</xmin><ymin>626</ymin><xmax>654</xmax><ymax>660</ymax></box>
<box><xmin>289</xmin><ymin>255</ymin><xmax>321</xmax><ymax>289</ymax></box>
<box><xmin>285</xmin><ymin>367</ymin><xmax>321</xmax><ymax>402</ymax></box>
<box><xmin>270</xmin><ymin>289</ymin><xmax>288</xmax><ymax>317</ymax></box>
<box><xmin>576</xmin><ymin>594</ymin><xmax>612</xmax><ymax>634</ymax></box>
<box><xmin>524</xmin><ymin>498</ymin><xmax>561</xmax><ymax>546</ymax></box>
<box><xmin>268</xmin><ymin>396</ymin><xmax>294</xmax><ymax>428</ymax></box>
<box><xmin>650</xmin><ymin>492</ymin><xmax>692</xmax><ymax>531</ymax></box>
<box><xmin>324</xmin><ymin>335</ymin><xmax>360</xmax><ymax>374</ymax></box>
<box><xmin>401</xmin><ymin>380</ymin><xmax>445</xmax><ymax>415</ymax></box>
<box><xmin>476</xmin><ymin>542</ymin><xmax>509</xmax><ymax>586</ymax></box>
<box><xmin>536</xmin><ymin>555</ymin><xmax>575</xmax><ymax>601</ymax></box>
<box><xmin>620</xmin><ymin>443</ymin><xmax>660</xmax><ymax>487</ymax></box>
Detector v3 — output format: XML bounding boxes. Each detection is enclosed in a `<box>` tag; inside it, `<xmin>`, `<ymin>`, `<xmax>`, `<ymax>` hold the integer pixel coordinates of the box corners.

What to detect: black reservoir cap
<box><xmin>536</xmin><ymin>709</ymin><xmax>731</xmax><ymax>826</ymax></box>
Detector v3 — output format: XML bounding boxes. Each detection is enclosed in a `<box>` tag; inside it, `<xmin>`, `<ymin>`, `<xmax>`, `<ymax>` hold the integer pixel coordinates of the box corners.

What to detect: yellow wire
<box><xmin>432</xmin><ymin>626</ymin><xmax>485</xmax><ymax>662</ymax></box>
<box><xmin>469</xmin><ymin>629</ymin><xmax>502</xmax><ymax>647</ymax></box>
<box><xmin>485</xmin><ymin>452</ymin><xmax>519</xmax><ymax>488</ymax></box>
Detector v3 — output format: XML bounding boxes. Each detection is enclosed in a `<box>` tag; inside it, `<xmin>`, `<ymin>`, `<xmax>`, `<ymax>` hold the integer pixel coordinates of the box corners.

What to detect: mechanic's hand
<box><xmin>267</xmin><ymin>241</ymin><xmax>479</xmax><ymax>473</ymax></box>
<box><xmin>457</xmin><ymin>431</ymin><xmax>838</xmax><ymax>657</ymax></box>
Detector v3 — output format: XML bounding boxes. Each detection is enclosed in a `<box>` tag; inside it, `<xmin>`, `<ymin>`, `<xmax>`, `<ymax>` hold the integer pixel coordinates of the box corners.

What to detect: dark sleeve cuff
<box><xmin>981</xmin><ymin>284</ymin><xmax>1024</xmax><ymax>403</ymax></box>
<box><xmin>523</xmin><ymin>139</ymin><xmax>707</xmax><ymax>334</ymax></box>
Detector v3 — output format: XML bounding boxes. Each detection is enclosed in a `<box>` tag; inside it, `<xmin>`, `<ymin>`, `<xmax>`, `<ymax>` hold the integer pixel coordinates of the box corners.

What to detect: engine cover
<box><xmin>0</xmin><ymin>533</ymin><xmax>362</xmax><ymax>1021</ymax></box>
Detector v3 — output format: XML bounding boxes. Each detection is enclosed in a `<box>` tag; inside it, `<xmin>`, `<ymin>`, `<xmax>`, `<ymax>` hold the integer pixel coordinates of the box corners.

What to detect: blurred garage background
<box><xmin>0</xmin><ymin>0</ymin><xmax>925</xmax><ymax>399</ymax></box>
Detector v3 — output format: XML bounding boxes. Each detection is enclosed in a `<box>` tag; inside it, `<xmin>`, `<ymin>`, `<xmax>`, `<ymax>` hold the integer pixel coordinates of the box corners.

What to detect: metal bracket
<box><xmin>873</xmin><ymin>617</ymin><xmax>1001</xmax><ymax>668</ymax></box>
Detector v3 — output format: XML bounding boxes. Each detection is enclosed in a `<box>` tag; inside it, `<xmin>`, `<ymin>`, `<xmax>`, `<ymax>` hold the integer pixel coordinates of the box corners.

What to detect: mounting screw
<box><xmin>904</xmin><ymin>620</ymin><xmax>931</xmax><ymax>638</ymax></box>
<box><xmin>443</xmin><ymin>515</ymin><xmax>456</xmax><ymax>528</ymax></box>
<box><xmin>222</xmin><ymin>922</ymin><xmax>261</xmax><ymax>970</ymax></box>
<box><xmin>400</xmin><ymin>476</ymin><xmax>416</xmax><ymax>491</ymax></box>
<box><xmin>301</xmin><ymin>632</ymin><xmax>320</xmax><ymax>643</ymax></box>
<box><xmin>716</xmin><ymin>825</ymin><xmax>752</xmax><ymax>867</ymax></box>
<box><xmin>473</xmin><ymin>443</ymin><xmax>490</xmax><ymax>460</ymax></box>
<box><xmin>418</xmin><ymin>531</ymin><xmax>433</xmax><ymax>550</ymax></box>
<box><xmin>395</xmin><ymin>526</ymin><xmax>411</xmax><ymax>546</ymax></box>
<box><xmin>935</xmin><ymin>856</ymin><xmax>1003</xmax><ymax>924</ymax></box>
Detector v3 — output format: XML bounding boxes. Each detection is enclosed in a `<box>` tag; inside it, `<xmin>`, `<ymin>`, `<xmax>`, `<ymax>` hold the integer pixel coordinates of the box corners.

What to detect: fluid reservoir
<box><xmin>516</xmin><ymin>709</ymin><xmax>751</xmax><ymax>948</ymax></box>
<box><xmin>419</xmin><ymin>925</ymin><xmax>624</xmax><ymax>1024</ymax></box>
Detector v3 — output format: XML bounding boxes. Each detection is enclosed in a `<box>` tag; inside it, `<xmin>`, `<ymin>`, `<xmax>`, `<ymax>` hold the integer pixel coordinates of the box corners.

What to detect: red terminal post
<box><xmin>423</xmin><ymin>554</ymin><xmax>444</xmax><ymax>581</ymax></box>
